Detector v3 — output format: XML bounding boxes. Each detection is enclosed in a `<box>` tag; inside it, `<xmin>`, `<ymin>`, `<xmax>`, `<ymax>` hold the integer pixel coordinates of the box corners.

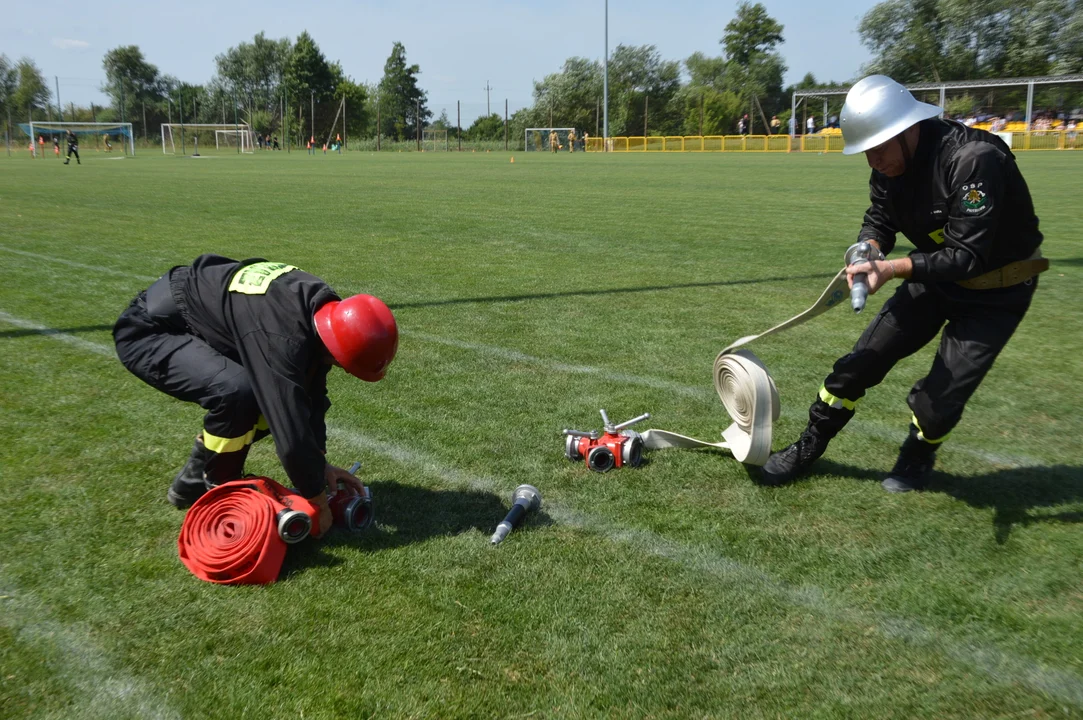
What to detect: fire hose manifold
<box><xmin>563</xmin><ymin>258</ymin><xmax>858</xmax><ymax>468</ymax></box>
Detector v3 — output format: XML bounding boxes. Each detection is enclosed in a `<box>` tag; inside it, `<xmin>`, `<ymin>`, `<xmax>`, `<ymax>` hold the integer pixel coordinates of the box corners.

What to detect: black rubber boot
<box><xmin>761</xmin><ymin>399</ymin><xmax>852</xmax><ymax>485</ymax></box>
<box><xmin>882</xmin><ymin>426</ymin><xmax>938</xmax><ymax>493</ymax></box>
<box><xmin>761</xmin><ymin>429</ymin><xmax>832</xmax><ymax>485</ymax></box>
<box><xmin>167</xmin><ymin>436</ymin><xmax>213</xmax><ymax>509</ymax></box>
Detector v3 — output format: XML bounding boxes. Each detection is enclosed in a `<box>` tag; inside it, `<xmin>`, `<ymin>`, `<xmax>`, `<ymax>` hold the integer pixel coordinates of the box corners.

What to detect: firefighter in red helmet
<box><xmin>113</xmin><ymin>255</ymin><xmax>397</xmax><ymax>535</ymax></box>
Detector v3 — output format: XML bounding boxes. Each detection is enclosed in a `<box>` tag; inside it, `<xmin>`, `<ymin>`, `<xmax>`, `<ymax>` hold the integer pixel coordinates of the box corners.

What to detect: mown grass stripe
<box><xmin>6</xmin><ymin>308</ymin><xmax>1081</xmax><ymax>709</ymax></box>
<box><xmin>0</xmin><ymin>572</ymin><xmax>180</xmax><ymax>720</ymax></box>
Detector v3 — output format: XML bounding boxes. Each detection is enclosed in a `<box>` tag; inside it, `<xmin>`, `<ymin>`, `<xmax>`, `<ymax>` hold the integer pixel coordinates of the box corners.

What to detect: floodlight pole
<box><xmin>603</xmin><ymin>0</ymin><xmax>608</xmax><ymax>150</ymax></box>
<box><xmin>1025</xmin><ymin>81</ymin><xmax>1034</xmax><ymax>131</ymax></box>
<box><xmin>505</xmin><ymin>98</ymin><xmax>508</xmax><ymax>150</ymax></box>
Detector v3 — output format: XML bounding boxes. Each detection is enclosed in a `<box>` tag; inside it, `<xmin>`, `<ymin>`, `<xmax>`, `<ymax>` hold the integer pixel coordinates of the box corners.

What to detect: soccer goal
<box><xmin>24</xmin><ymin>121</ymin><xmax>135</xmax><ymax>156</ymax></box>
<box><xmin>525</xmin><ymin>128</ymin><xmax>576</xmax><ymax>152</ymax></box>
<box><xmin>215</xmin><ymin>129</ymin><xmax>254</xmax><ymax>152</ymax></box>
<box><xmin>162</xmin><ymin>123</ymin><xmax>254</xmax><ymax>155</ymax></box>
<box><xmin>422</xmin><ymin>128</ymin><xmax>448</xmax><ymax>152</ymax></box>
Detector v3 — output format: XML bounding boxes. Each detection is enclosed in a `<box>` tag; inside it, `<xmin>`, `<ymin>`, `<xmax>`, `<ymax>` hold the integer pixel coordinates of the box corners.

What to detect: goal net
<box><xmin>22</xmin><ymin>121</ymin><xmax>135</xmax><ymax>156</ymax></box>
<box><xmin>421</xmin><ymin>128</ymin><xmax>448</xmax><ymax>152</ymax></box>
<box><xmin>162</xmin><ymin>123</ymin><xmax>254</xmax><ymax>155</ymax></box>
<box><xmin>525</xmin><ymin>128</ymin><xmax>576</xmax><ymax>152</ymax></box>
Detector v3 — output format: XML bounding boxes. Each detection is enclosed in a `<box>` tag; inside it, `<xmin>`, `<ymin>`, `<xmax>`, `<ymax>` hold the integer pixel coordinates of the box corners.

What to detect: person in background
<box><xmin>770</xmin><ymin>115</ymin><xmax>780</xmax><ymax>134</ymax></box>
<box><xmin>63</xmin><ymin>129</ymin><xmax>80</xmax><ymax>165</ymax></box>
<box><xmin>567</xmin><ymin>128</ymin><xmax>576</xmax><ymax>153</ymax></box>
<box><xmin>549</xmin><ymin>129</ymin><xmax>559</xmax><ymax>153</ymax></box>
<box><xmin>806</xmin><ymin>115</ymin><xmax>816</xmax><ymax>135</ymax></box>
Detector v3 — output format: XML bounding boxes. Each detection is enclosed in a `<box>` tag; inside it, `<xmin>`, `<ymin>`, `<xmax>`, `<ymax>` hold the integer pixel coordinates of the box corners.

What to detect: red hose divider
<box><xmin>178</xmin><ymin>478</ymin><xmax>317</xmax><ymax>585</ymax></box>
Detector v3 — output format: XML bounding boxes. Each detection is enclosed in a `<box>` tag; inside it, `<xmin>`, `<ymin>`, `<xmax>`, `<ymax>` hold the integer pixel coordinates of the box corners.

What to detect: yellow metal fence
<box><xmin>586</xmin><ymin>131</ymin><xmax>1081</xmax><ymax>153</ymax></box>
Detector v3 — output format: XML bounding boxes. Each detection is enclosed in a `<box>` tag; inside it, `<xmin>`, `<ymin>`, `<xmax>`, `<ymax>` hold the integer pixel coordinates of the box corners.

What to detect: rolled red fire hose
<box><xmin>178</xmin><ymin>477</ymin><xmax>320</xmax><ymax>585</ymax></box>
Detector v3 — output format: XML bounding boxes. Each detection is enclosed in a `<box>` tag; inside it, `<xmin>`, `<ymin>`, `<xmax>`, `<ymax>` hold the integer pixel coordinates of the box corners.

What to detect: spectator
<box><xmin>788</xmin><ymin>116</ymin><xmax>796</xmax><ymax>135</ymax></box>
<box><xmin>806</xmin><ymin>115</ymin><xmax>815</xmax><ymax>134</ymax></box>
<box><xmin>770</xmin><ymin>115</ymin><xmax>780</xmax><ymax>134</ymax></box>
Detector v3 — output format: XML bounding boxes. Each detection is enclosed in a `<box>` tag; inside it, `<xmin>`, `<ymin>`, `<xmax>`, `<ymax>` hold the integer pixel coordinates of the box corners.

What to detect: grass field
<box><xmin>1</xmin><ymin>148</ymin><xmax>1081</xmax><ymax>719</ymax></box>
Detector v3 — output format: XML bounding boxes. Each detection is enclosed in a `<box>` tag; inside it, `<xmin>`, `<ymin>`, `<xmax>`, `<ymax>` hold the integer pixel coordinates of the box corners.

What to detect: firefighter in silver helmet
<box><xmin>762</xmin><ymin>75</ymin><xmax>1047</xmax><ymax>492</ymax></box>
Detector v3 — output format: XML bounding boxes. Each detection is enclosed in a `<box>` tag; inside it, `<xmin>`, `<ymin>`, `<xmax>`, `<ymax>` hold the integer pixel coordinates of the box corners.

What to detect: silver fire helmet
<box><xmin>841</xmin><ymin>75</ymin><xmax>942</xmax><ymax>155</ymax></box>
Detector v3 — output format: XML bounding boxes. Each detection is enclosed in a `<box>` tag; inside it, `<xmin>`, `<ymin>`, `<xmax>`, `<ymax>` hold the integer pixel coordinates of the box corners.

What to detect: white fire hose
<box><xmin>640</xmin><ymin>267</ymin><xmax>851</xmax><ymax>466</ymax></box>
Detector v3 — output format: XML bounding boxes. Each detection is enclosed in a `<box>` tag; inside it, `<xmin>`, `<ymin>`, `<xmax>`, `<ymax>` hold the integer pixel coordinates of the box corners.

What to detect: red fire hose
<box><xmin>178</xmin><ymin>478</ymin><xmax>320</xmax><ymax>585</ymax></box>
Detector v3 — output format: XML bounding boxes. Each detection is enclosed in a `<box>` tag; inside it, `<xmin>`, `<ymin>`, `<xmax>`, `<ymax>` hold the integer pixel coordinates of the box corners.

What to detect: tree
<box><xmin>858</xmin><ymin>0</ymin><xmax>1083</xmax><ymax>82</ymax></box>
<box><xmin>528</xmin><ymin>57</ymin><xmax>603</xmax><ymax>132</ymax></box>
<box><xmin>329</xmin><ymin>67</ymin><xmax>369</xmax><ymax>142</ymax></box>
<box><xmin>102</xmin><ymin>46</ymin><xmax>163</xmax><ymax>122</ymax></box>
<box><xmin>217</xmin><ymin>32</ymin><xmax>291</xmax><ymax>117</ymax></box>
<box><xmin>722</xmin><ymin>2</ymin><xmax>784</xmax><ymax>66</ymax></box>
<box><xmin>377</xmin><ymin>42</ymin><xmax>430</xmax><ymax>140</ymax></box>
<box><xmin>0</xmin><ymin>55</ymin><xmax>18</xmax><ymax>119</ymax></box>
<box><xmin>12</xmin><ymin>58</ymin><xmax>50</xmax><ymax>119</ymax></box>
<box><xmin>466</xmin><ymin>113</ymin><xmax>505</xmax><ymax>141</ymax></box>
<box><xmin>607</xmin><ymin>45</ymin><xmax>682</xmax><ymax>136</ymax></box>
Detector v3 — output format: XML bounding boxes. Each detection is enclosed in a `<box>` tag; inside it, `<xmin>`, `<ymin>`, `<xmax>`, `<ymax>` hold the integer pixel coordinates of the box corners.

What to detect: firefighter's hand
<box><xmin>310</xmin><ymin>491</ymin><xmax>333</xmax><ymax>539</ymax></box>
<box><xmin>846</xmin><ymin>260</ymin><xmax>896</xmax><ymax>295</ymax></box>
<box><xmin>324</xmin><ymin>463</ymin><xmax>364</xmax><ymax>495</ymax></box>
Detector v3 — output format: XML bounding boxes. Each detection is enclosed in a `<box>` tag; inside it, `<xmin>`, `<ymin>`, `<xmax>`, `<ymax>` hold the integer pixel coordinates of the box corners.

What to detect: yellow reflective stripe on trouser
<box><xmin>911</xmin><ymin>414</ymin><xmax>949</xmax><ymax>444</ymax></box>
<box><xmin>203</xmin><ymin>416</ymin><xmax>268</xmax><ymax>454</ymax></box>
<box><xmin>819</xmin><ymin>385</ymin><xmax>858</xmax><ymax>411</ymax></box>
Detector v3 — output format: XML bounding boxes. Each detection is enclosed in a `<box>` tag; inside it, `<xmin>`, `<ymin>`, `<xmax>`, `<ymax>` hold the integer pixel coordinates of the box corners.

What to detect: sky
<box><xmin>3</xmin><ymin>0</ymin><xmax>873</xmax><ymax>122</ymax></box>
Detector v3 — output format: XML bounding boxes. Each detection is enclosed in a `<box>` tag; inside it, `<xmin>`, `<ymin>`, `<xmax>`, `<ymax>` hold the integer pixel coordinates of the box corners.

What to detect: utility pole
<box><xmin>377</xmin><ymin>97</ymin><xmax>381</xmax><ymax>151</ymax></box>
<box><xmin>55</xmin><ymin>77</ymin><xmax>62</xmax><ymax>121</ymax></box>
<box><xmin>485</xmin><ymin>80</ymin><xmax>491</xmax><ymax>116</ymax></box>
<box><xmin>310</xmin><ymin>90</ymin><xmax>315</xmax><ymax>145</ymax></box>
<box><xmin>603</xmin><ymin>0</ymin><xmax>609</xmax><ymax>149</ymax></box>
<box><xmin>458</xmin><ymin>100</ymin><xmax>461</xmax><ymax>151</ymax></box>
<box><xmin>644</xmin><ymin>95</ymin><xmax>648</xmax><ymax>137</ymax></box>
<box><xmin>505</xmin><ymin>98</ymin><xmax>508</xmax><ymax>151</ymax></box>
<box><xmin>416</xmin><ymin>98</ymin><xmax>420</xmax><ymax>151</ymax></box>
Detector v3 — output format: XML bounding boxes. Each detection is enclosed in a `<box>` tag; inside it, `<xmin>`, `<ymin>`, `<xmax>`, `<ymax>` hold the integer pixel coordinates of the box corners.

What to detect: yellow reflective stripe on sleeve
<box><xmin>929</xmin><ymin>227</ymin><xmax>946</xmax><ymax>244</ymax></box>
<box><xmin>911</xmin><ymin>414</ymin><xmax>949</xmax><ymax>444</ymax></box>
<box><xmin>819</xmin><ymin>385</ymin><xmax>858</xmax><ymax>411</ymax></box>
<box><xmin>228</xmin><ymin>262</ymin><xmax>297</xmax><ymax>295</ymax></box>
<box><xmin>203</xmin><ymin>426</ymin><xmax>258</xmax><ymax>454</ymax></box>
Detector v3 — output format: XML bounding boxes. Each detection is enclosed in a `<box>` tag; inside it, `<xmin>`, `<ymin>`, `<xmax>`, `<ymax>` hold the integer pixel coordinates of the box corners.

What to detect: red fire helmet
<box><xmin>314</xmin><ymin>294</ymin><xmax>398</xmax><ymax>381</ymax></box>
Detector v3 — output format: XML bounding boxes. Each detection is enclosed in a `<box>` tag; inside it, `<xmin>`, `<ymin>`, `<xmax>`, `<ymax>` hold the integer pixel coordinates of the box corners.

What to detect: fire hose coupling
<box><xmin>562</xmin><ymin>409</ymin><xmax>651</xmax><ymax>472</ymax></box>
<box><xmin>328</xmin><ymin>460</ymin><xmax>375</xmax><ymax>532</ymax></box>
<box><xmin>844</xmin><ymin>241</ymin><xmax>886</xmax><ymax>313</ymax></box>
<box><xmin>276</xmin><ymin>509</ymin><xmax>312</xmax><ymax>544</ymax></box>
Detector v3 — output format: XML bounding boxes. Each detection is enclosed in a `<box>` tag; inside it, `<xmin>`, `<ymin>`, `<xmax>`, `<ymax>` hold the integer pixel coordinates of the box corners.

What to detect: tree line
<box><xmin>2</xmin><ymin>0</ymin><xmax>1081</xmax><ymax>146</ymax></box>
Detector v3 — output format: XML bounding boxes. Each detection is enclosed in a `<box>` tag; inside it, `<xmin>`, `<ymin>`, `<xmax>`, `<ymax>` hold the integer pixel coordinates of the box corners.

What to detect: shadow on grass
<box><xmin>386</xmin><ymin>271</ymin><xmax>836</xmax><ymax>310</ymax></box>
<box><xmin>1051</xmin><ymin>257</ymin><xmax>1083</xmax><ymax>267</ymax></box>
<box><xmin>0</xmin><ymin>323</ymin><xmax>115</xmax><ymax>339</ymax></box>
<box><xmin>811</xmin><ymin>459</ymin><xmax>1083</xmax><ymax>544</ymax></box>
<box><xmin>280</xmin><ymin>481</ymin><xmax>552</xmax><ymax>578</ymax></box>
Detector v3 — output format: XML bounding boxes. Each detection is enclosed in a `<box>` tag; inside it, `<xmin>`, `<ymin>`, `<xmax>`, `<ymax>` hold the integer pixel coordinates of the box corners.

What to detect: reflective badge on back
<box><xmin>229</xmin><ymin>262</ymin><xmax>297</xmax><ymax>295</ymax></box>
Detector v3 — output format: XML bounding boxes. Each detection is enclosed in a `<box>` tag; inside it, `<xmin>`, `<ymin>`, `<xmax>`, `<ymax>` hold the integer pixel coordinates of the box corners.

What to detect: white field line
<box><xmin>1</xmin><ymin>247</ymin><xmax>1039</xmax><ymax>467</ymax></box>
<box><xmin>0</xmin><ymin>245</ymin><xmax>160</xmax><ymax>282</ymax></box>
<box><xmin>0</xmin><ymin>311</ymin><xmax>117</xmax><ymax>358</ymax></box>
<box><xmin>2</xmin><ymin>311</ymin><xmax>1080</xmax><ymax>708</ymax></box>
<box><xmin>0</xmin><ymin>570</ymin><xmax>180</xmax><ymax>720</ymax></box>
